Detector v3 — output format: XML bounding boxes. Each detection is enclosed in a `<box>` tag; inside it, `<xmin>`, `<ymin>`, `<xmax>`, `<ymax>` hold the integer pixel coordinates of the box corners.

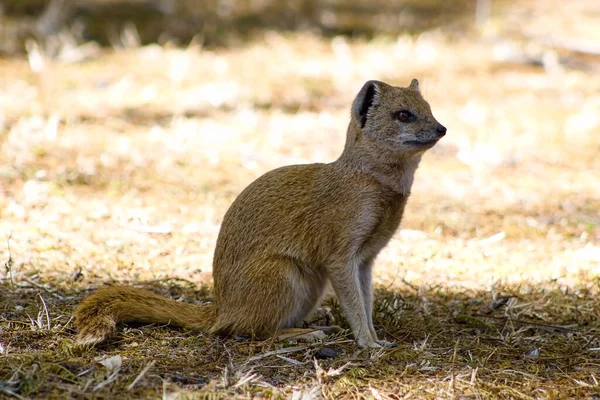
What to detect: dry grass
<box><xmin>1</xmin><ymin>0</ymin><xmax>600</xmax><ymax>398</ymax></box>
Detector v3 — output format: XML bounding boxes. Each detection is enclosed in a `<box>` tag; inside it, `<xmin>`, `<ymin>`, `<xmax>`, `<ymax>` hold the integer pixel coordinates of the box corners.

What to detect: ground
<box><xmin>1</xmin><ymin>1</ymin><xmax>600</xmax><ymax>398</ymax></box>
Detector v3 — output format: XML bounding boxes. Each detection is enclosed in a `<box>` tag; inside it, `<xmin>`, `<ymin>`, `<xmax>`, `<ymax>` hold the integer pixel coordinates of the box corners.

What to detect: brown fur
<box><xmin>75</xmin><ymin>79</ymin><xmax>446</xmax><ymax>348</ymax></box>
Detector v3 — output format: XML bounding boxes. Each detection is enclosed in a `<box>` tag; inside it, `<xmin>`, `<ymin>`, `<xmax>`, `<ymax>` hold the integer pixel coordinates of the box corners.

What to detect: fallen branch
<box><xmin>473</xmin><ymin>313</ymin><xmax>579</xmax><ymax>334</ymax></box>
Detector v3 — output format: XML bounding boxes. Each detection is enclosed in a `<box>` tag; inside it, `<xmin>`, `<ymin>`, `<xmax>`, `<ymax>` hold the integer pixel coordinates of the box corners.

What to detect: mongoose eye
<box><xmin>394</xmin><ymin>110</ymin><xmax>415</xmax><ymax>122</ymax></box>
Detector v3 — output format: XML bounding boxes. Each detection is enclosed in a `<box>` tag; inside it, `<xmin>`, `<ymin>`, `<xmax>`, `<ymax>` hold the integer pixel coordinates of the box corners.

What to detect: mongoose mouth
<box><xmin>403</xmin><ymin>139</ymin><xmax>439</xmax><ymax>147</ymax></box>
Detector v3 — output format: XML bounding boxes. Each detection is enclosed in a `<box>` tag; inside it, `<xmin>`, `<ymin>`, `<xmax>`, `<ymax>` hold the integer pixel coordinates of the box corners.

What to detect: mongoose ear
<box><xmin>409</xmin><ymin>78</ymin><xmax>420</xmax><ymax>92</ymax></box>
<box><xmin>352</xmin><ymin>80</ymin><xmax>382</xmax><ymax>128</ymax></box>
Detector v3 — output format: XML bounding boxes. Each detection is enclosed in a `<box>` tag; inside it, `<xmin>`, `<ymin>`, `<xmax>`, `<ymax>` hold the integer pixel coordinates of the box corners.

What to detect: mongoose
<box><xmin>75</xmin><ymin>79</ymin><xmax>446</xmax><ymax>348</ymax></box>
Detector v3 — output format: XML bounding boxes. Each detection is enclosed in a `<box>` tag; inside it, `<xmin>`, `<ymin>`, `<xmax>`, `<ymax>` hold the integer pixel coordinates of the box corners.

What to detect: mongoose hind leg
<box><xmin>211</xmin><ymin>257</ymin><xmax>327</xmax><ymax>340</ymax></box>
<box><xmin>276</xmin><ymin>327</ymin><xmax>328</xmax><ymax>342</ymax></box>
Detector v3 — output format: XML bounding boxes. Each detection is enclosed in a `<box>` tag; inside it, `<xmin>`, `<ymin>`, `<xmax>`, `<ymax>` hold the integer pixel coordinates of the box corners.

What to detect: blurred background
<box><xmin>0</xmin><ymin>0</ymin><xmax>598</xmax><ymax>289</ymax></box>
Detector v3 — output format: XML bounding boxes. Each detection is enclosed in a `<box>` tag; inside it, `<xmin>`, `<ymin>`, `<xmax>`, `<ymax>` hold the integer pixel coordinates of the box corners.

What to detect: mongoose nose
<box><xmin>436</xmin><ymin>125</ymin><xmax>447</xmax><ymax>137</ymax></box>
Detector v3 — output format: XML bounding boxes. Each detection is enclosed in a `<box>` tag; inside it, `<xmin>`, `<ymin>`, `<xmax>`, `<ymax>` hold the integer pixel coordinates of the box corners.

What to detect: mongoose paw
<box><xmin>357</xmin><ymin>338</ymin><xmax>383</xmax><ymax>349</ymax></box>
<box><xmin>277</xmin><ymin>328</ymin><xmax>327</xmax><ymax>343</ymax></box>
<box><xmin>294</xmin><ymin>330</ymin><xmax>327</xmax><ymax>342</ymax></box>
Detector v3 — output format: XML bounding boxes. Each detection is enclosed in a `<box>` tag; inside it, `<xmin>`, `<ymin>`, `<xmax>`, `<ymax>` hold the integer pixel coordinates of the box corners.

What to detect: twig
<box><xmin>38</xmin><ymin>294</ymin><xmax>51</xmax><ymax>330</ymax></box>
<box><xmin>93</xmin><ymin>368</ymin><xmax>121</xmax><ymax>392</ymax></box>
<box><xmin>4</xmin><ymin>232</ymin><xmax>14</xmax><ymax>291</ymax></box>
<box><xmin>128</xmin><ymin>360</ymin><xmax>157</xmax><ymax>390</ymax></box>
<box><xmin>401</xmin><ymin>278</ymin><xmax>420</xmax><ymax>292</ymax></box>
<box><xmin>247</xmin><ymin>346</ymin><xmax>309</xmax><ymax>362</ymax></box>
<box><xmin>473</xmin><ymin>313</ymin><xmax>577</xmax><ymax>333</ymax></box>
<box><xmin>580</xmin><ymin>333</ymin><xmax>598</xmax><ymax>351</ymax></box>
<box><xmin>0</xmin><ymin>387</ymin><xmax>24</xmax><ymax>400</ymax></box>
<box><xmin>248</xmin><ymin>338</ymin><xmax>353</xmax><ymax>363</ymax></box>
<box><xmin>22</xmin><ymin>277</ymin><xmax>66</xmax><ymax>300</ymax></box>
<box><xmin>276</xmin><ymin>355</ymin><xmax>306</xmax><ymax>366</ymax></box>
<box><xmin>55</xmin><ymin>315</ymin><xmax>75</xmax><ymax>334</ymax></box>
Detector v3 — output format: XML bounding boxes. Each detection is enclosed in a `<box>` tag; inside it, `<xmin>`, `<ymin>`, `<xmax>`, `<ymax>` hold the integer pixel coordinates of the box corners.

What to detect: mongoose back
<box><xmin>75</xmin><ymin>79</ymin><xmax>446</xmax><ymax>348</ymax></box>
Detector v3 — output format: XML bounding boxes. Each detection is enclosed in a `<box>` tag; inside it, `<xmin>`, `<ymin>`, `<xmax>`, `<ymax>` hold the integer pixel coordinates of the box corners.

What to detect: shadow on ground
<box><xmin>1</xmin><ymin>278</ymin><xmax>599</xmax><ymax>398</ymax></box>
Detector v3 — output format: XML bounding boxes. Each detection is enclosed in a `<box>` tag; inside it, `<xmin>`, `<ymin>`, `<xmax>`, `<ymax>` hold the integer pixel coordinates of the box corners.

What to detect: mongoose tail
<box><xmin>74</xmin><ymin>286</ymin><xmax>216</xmax><ymax>346</ymax></box>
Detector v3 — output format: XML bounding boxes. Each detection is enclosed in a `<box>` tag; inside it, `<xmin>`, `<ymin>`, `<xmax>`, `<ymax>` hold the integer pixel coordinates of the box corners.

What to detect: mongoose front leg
<box><xmin>359</xmin><ymin>261</ymin><xmax>394</xmax><ymax>347</ymax></box>
<box><xmin>359</xmin><ymin>261</ymin><xmax>378</xmax><ymax>341</ymax></box>
<box><xmin>328</xmin><ymin>259</ymin><xmax>380</xmax><ymax>348</ymax></box>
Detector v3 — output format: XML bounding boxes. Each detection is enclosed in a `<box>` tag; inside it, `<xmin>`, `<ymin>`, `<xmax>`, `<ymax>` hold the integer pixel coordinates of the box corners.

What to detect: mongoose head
<box><xmin>351</xmin><ymin>79</ymin><xmax>446</xmax><ymax>159</ymax></box>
